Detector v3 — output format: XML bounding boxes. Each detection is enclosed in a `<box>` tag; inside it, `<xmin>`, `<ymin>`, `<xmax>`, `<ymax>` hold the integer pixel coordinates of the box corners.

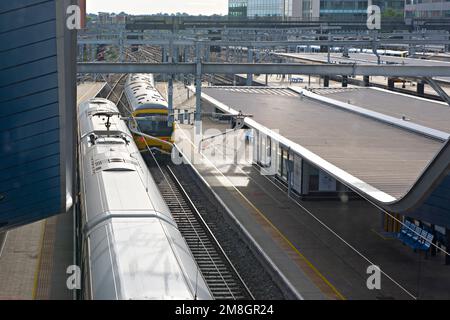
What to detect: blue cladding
<box><xmin>3</xmin><ymin>129</ymin><xmax>60</xmax><ymax>154</ymax></box>
<box><xmin>0</xmin><ymin>73</ymin><xmax>59</xmax><ymax>101</ymax></box>
<box><xmin>411</xmin><ymin>174</ymin><xmax>450</xmax><ymax>228</ymax></box>
<box><xmin>0</xmin><ymin>103</ymin><xmax>59</xmax><ymax>131</ymax></box>
<box><xmin>0</xmin><ymin>88</ymin><xmax>58</xmax><ymax>117</ymax></box>
<box><xmin>3</xmin><ymin>198</ymin><xmax>61</xmax><ymax>229</ymax></box>
<box><xmin>0</xmin><ymin>1</ymin><xmax>54</xmax><ymax>13</ymax></box>
<box><xmin>0</xmin><ymin>56</ymin><xmax>58</xmax><ymax>86</ymax></box>
<box><xmin>0</xmin><ymin>153</ymin><xmax>59</xmax><ymax>182</ymax></box>
<box><xmin>0</xmin><ymin>1</ymin><xmax>55</xmax><ymax>34</ymax></box>
<box><xmin>0</xmin><ymin>39</ymin><xmax>57</xmax><ymax>70</ymax></box>
<box><xmin>0</xmin><ymin>176</ymin><xmax>60</xmax><ymax>198</ymax></box>
<box><xmin>0</xmin><ymin>143</ymin><xmax>60</xmax><ymax>171</ymax></box>
<box><xmin>0</xmin><ymin>159</ymin><xmax>60</xmax><ymax>191</ymax></box>
<box><xmin>0</xmin><ymin>20</ymin><xmax>56</xmax><ymax>51</ymax></box>
<box><xmin>0</xmin><ymin>0</ymin><xmax>65</xmax><ymax>230</ymax></box>
<box><xmin>0</xmin><ymin>117</ymin><xmax>60</xmax><ymax>142</ymax></box>
<box><xmin>0</xmin><ymin>183</ymin><xmax>60</xmax><ymax>212</ymax></box>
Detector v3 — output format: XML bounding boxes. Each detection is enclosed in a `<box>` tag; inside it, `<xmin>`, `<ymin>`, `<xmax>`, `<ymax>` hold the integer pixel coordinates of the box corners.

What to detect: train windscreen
<box><xmin>136</xmin><ymin>114</ymin><xmax>173</xmax><ymax>137</ymax></box>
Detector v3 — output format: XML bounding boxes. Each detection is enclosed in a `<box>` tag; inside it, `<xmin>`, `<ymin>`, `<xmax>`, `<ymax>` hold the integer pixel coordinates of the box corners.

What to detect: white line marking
<box><xmin>0</xmin><ymin>232</ymin><xmax>9</xmax><ymax>259</ymax></box>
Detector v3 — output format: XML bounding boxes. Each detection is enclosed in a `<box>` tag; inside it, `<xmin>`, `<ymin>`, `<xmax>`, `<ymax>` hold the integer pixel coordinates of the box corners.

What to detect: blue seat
<box><xmin>411</xmin><ymin>229</ymin><xmax>428</xmax><ymax>249</ymax></box>
<box><xmin>398</xmin><ymin>221</ymin><xmax>413</xmax><ymax>243</ymax></box>
<box><xmin>397</xmin><ymin>222</ymin><xmax>434</xmax><ymax>252</ymax></box>
<box><xmin>419</xmin><ymin>233</ymin><xmax>434</xmax><ymax>251</ymax></box>
<box><xmin>400</xmin><ymin>221</ymin><xmax>411</xmax><ymax>236</ymax></box>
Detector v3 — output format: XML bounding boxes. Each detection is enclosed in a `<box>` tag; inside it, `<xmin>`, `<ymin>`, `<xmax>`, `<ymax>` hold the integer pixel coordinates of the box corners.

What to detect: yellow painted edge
<box><xmin>32</xmin><ymin>220</ymin><xmax>47</xmax><ymax>300</ymax></box>
<box><xmin>134</xmin><ymin>109</ymin><xmax>168</xmax><ymax>116</ymax></box>
<box><xmin>238</xmin><ymin>192</ymin><xmax>346</xmax><ymax>300</ymax></box>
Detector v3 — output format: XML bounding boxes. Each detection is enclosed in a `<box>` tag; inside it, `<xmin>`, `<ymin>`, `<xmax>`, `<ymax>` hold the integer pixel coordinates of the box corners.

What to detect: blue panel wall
<box><xmin>410</xmin><ymin>174</ymin><xmax>450</xmax><ymax>229</ymax></box>
<box><xmin>0</xmin><ymin>1</ymin><xmax>68</xmax><ymax>230</ymax></box>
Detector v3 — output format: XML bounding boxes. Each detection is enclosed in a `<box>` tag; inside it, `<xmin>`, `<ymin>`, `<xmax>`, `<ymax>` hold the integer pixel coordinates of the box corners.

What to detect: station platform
<box><xmin>77</xmin><ymin>82</ymin><xmax>105</xmax><ymax>104</ymax></box>
<box><xmin>174</xmin><ymin>119</ymin><xmax>450</xmax><ymax>300</ymax></box>
<box><xmin>0</xmin><ymin>82</ymin><xmax>102</xmax><ymax>300</ymax></box>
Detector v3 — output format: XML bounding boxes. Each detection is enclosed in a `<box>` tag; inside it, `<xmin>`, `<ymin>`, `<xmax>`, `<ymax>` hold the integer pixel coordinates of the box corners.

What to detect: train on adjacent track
<box><xmin>124</xmin><ymin>74</ymin><xmax>174</xmax><ymax>153</ymax></box>
<box><xmin>77</xmin><ymin>97</ymin><xmax>211</xmax><ymax>300</ymax></box>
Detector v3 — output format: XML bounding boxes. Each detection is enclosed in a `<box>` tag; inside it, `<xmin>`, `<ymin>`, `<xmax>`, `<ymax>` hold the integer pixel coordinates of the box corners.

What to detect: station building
<box><xmin>405</xmin><ymin>0</ymin><xmax>450</xmax><ymax>20</ymax></box>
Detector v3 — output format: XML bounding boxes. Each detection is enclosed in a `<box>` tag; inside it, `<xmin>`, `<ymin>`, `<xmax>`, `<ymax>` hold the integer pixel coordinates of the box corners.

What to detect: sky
<box><xmin>87</xmin><ymin>0</ymin><xmax>228</xmax><ymax>15</ymax></box>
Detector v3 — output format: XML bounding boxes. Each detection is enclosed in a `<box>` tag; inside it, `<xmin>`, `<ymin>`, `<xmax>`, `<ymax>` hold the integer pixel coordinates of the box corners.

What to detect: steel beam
<box><xmin>77</xmin><ymin>62</ymin><xmax>450</xmax><ymax>78</ymax></box>
<box><xmin>77</xmin><ymin>39</ymin><xmax>450</xmax><ymax>47</ymax></box>
<box><xmin>423</xmin><ymin>77</ymin><xmax>450</xmax><ymax>107</ymax></box>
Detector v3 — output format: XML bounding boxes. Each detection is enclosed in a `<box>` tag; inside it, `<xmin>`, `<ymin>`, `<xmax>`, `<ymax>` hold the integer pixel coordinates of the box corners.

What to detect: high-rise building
<box><xmin>228</xmin><ymin>0</ymin><xmax>404</xmax><ymax>20</ymax></box>
<box><xmin>317</xmin><ymin>0</ymin><xmax>368</xmax><ymax>19</ymax></box>
<box><xmin>405</xmin><ymin>0</ymin><xmax>450</xmax><ymax>20</ymax></box>
<box><xmin>229</xmin><ymin>0</ymin><xmax>248</xmax><ymax>17</ymax></box>
<box><xmin>315</xmin><ymin>0</ymin><xmax>404</xmax><ymax>20</ymax></box>
<box><xmin>228</xmin><ymin>0</ymin><xmax>305</xmax><ymax>18</ymax></box>
<box><xmin>375</xmin><ymin>0</ymin><xmax>404</xmax><ymax>17</ymax></box>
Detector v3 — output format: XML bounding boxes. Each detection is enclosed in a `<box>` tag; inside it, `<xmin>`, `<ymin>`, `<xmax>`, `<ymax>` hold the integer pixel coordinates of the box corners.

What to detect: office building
<box><xmin>405</xmin><ymin>0</ymin><xmax>450</xmax><ymax>20</ymax></box>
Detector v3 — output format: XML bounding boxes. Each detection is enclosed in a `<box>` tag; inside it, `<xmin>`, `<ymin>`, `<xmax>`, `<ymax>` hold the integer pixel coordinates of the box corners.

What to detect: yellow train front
<box><xmin>124</xmin><ymin>74</ymin><xmax>174</xmax><ymax>153</ymax></box>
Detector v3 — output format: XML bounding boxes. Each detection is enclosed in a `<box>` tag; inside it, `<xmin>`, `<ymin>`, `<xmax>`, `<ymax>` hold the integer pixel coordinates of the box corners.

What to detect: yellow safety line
<box><xmin>177</xmin><ymin>125</ymin><xmax>346</xmax><ymax>300</ymax></box>
<box><xmin>231</xmin><ymin>185</ymin><xmax>346</xmax><ymax>300</ymax></box>
<box><xmin>32</xmin><ymin>220</ymin><xmax>47</xmax><ymax>300</ymax></box>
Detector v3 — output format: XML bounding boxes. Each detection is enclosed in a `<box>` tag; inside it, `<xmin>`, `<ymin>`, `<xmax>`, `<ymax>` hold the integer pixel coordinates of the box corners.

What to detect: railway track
<box><xmin>149</xmin><ymin>163</ymin><xmax>254</xmax><ymax>300</ymax></box>
<box><xmin>99</xmin><ymin>74</ymin><xmax>132</xmax><ymax>117</ymax></box>
<box><xmin>105</xmin><ymin>75</ymin><xmax>126</xmax><ymax>104</ymax></box>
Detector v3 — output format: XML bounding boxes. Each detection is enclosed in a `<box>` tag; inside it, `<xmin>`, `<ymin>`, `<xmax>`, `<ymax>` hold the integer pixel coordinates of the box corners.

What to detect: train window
<box><xmin>280</xmin><ymin>147</ymin><xmax>290</xmax><ymax>181</ymax></box>
<box><xmin>136</xmin><ymin>113</ymin><xmax>173</xmax><ymax>137</ymax></box>
<box><xmin>95</xmin><ymin>137</ymin><xmax>126</xmax><ymax>145</ymax></box>
<box><xmin>91</xmin><ymin>157</ymin><xmax>136</xmax><ymax>173</ymax></box>
<box><xmin>103</xmin><ymin>168</ymin><xmax>135</xmax><ymax>172</ymax></box>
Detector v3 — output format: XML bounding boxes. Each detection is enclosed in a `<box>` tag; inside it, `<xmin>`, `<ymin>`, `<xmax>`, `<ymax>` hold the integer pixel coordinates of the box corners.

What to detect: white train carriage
<box><xmin>77</xmin><ymin>98</ymin><xmax>211</xmax><ymax>300</ymax></box>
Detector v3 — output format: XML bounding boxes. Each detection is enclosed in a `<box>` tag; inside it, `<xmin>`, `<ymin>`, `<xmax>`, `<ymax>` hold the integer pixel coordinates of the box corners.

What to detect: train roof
<box><xmin>78</xmin><ymin>98</ymin><xmax>211</xmax><ymax>300</ymax></box>
<box><xmin>124</xmin><ymin>74</ymin><xmax>168</xmax><ymax>112</ymax></box>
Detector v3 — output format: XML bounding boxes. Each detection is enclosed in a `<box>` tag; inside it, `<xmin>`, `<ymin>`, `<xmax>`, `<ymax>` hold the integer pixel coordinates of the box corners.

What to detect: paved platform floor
<box><xmin>174</xmin><ymin>119</ymin><xmax>450</xmax><ymax>300</ymax></box>
<box><xmin>76</xmin><ymin>82</ymin><xmax>104</xmax><ymax>104</ymax></box>
<box><xmin>0</xmin><ymin>222</ymin><xmax>42</xmax><ymax>299</ymax></box>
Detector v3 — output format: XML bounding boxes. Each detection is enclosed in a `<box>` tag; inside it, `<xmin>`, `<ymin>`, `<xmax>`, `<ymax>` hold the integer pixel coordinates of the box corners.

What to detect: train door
<box><xmin>318</xmin><ymin>170</ymin><xmax>337</xmax><ymax>192</ymax></box>
<box><xmin>279</xmin><ymin>146</ymin><xmax>290</xmax><ymax>183</ymax></box>
<box><xmin>253</xmin><ymin>130</ymin><xmax>259</xmax><ymax>164</ymax></box>
<box><xmin>292</xmin><ymin>154</ymin><xmax>302</xmax><ymax>194</ymax></box>
<box><xmin>258</xmin><ymin>133</ymin><xmax>272</xmax><ymax>168</ymax></box>
<box><xmin>258</xmin><ymin>132</ymin><xmax>265</xmax><ymax>165</ymax></box>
